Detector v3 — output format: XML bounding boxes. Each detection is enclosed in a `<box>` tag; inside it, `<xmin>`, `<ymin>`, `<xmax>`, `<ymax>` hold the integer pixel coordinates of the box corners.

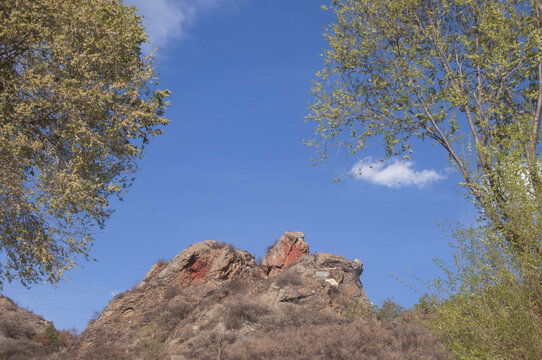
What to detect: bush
<box><xmin>0</xmin><ymin>317</ymin><xmax>34</xmax><ymax>340</ymax></box>
<box><xmin>376</xmin><ymin>299</ymin><xmax>404</xmax><ymax>323</ymax></box>
<box><xmin>274</xmin><ymin>268</ymin><xmax>302</xmax><ymax>287</ymax></box>
<box><xmin>223</xmin><ymin>297</ymin><xmax>269</xmax><ymax>330</ymax></box>
<box><xmin>209</xmin><ymin>242</ymin><xmax>236</xmax><ymax>251</ymax></box>
<box><xmin>163</xmin><ymin>285</ymin><xmax>181</xmax><ymax>300</ymax></box>
<box><xmin>0</xmin><ymin>337</ymin><xmax>48</xmax><ymax>360</ymax></box>
<box><xmin>223</xmin><ymin>278</ymin><xmax>247</xmax><ymax>294</ymax></box>
<box><xmin>78</xmin><ymin>344</ymin><xmax>125</xmax><ymax>360</ymax></box>
<box><xmin>225</xmin><ymin>318</ymin><xmax>453</xmax><ymax>360</ymax></box>
<box><xmin>426</xmin><ymin>224</ymin><xmax>542</xmax><ymax>359</ymax></box>
<box><xmin>344</xmin><ymin>299</ymin><xmax>376</xmax><ymax>320</ymax></box>
<box><xmin>266</xmin><ymin>239</ymin><xmax>279</xmax><ymax>252</ymax></box>
<box><xmin>34</xmin><ymin>324</ymin><xmax>65</xmax><ymax>348</ymax></box>
<box><xmin>167</xmin><ymin>300</ymin><xmax>193</xmax><ymax>322</ymax></box>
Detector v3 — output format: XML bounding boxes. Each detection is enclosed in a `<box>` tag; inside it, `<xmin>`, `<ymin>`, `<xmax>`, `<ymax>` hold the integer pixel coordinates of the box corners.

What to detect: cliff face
<box><xmin>74</xmin><ymin>231</ymin><xmax>371</xmax><ymax>359</ymax></box>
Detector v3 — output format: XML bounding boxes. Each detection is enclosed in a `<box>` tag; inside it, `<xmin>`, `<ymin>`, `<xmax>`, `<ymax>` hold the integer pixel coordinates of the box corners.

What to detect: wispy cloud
<box><xmin>127</xmin><ymin>0</ymin><xmax>241</xmax><ymax>51</ymax></box>
<box><xmin>351</xmin><ymin>158</ymin><xmax>445</xmax><ymax>188</ymax></box>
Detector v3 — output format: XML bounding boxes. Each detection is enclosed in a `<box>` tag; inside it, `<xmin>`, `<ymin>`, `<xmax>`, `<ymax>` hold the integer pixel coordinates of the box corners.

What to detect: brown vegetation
<box><xmin>1</xmin><ymin>236</ymin><xmax>455</xmax><ymax>359</ymax></box>
<box><xmin>226</xmin><ymin>317</ymin><xmax>452</xmax><ymax>360</ymax></box>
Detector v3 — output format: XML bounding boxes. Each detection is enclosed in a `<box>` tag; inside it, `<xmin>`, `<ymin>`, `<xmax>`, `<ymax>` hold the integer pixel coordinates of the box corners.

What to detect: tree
<box><xmin>426</xmin><ymin>223</ymin><xmax>542</xmax><ymax>359</ymax></box>
<box><xmin>0</xmin><ymin>0</ymin><xmax>170</xmax><ymax>286</ymax></box>
<box><xmin>308</xmin><ymin>0</ymin><xmax>542</xmax><ymax>255</ymax></box>
<box><xmin>308</xmin><ymin>0</ymin><xmax>542</xmax><ymax>356</ymax></box>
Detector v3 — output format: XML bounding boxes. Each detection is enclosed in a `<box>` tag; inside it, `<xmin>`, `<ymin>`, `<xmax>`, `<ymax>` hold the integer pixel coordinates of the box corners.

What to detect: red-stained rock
<box><xmin>184</xmin><ymin>256</ymin><xmax>209</xmax><ymax>282</ymax></box>
<box><xmin>76</xmin><ymin>233</ymin><xmax>371</xmax><ymax>360</ymax></box>
<box><xmin>263</xmin><ymin>231</ymin><xmax>309</xmax><ymax>274</ymax></box>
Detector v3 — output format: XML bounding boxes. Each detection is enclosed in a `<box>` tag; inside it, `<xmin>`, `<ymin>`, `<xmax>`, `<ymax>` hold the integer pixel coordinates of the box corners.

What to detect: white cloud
<box><xmin>110</xmin><ymin>289</ymin><xmax>121</xmax><ymax>297</ymax></box>
<box><xmin>351</xmin><ymin>158</ymin><xmax>445</xmax><ymax>188</ymax></box>
<box><xmin>127</xmin><ymin>0</ymin><xmax>239</xmax><ymax>51</ymax></box>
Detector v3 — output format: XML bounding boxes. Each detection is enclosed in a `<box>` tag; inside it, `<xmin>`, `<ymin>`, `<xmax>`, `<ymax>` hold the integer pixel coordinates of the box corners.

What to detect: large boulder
<box><xmin>262</xmin><ymin>231</ymin><xmax>309</xmax><ymax>274</ymax></box>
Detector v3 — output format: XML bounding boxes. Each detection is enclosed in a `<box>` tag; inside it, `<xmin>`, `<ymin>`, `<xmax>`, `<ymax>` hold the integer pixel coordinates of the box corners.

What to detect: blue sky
<box><xmin>5</xmin><ymin>0</ymin><xmax>470</xmax><ymax>331</ymax></box>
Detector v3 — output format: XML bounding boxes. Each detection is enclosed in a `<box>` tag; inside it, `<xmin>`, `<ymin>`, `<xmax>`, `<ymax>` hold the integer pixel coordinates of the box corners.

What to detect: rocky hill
<box><xmin>1</xmin><ymin>231</ymin><xmax>453</xmax><ymax>360</ymax></box>
<box><xmin>73</xmin><ymin>231</ymin><xmax>372</xmax><ymax>359</ymax></box>
<box><xmin>0</xmin><ymin>295</ymin><xmax>51</xmax><ymax>358</ymax></box>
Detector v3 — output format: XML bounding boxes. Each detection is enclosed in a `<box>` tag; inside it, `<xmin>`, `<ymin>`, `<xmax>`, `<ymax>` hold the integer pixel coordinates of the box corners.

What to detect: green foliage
<box><xmin>308</xmin><ymin>0</ymin><xmax>542</xmax><ymax>255</ymax></box>
<box><xmin>414</xmin><ymin>294</ymin><xmax>439</xmax><ymax>316</ymax></box>
<box><xmin>310</xmin><ymin>1</ymin><xmax>542</xmax><ymax>357</ymax></box>
<box><xmin>0</xmin><ymin>0</ymin><xmax>169</xmax><ymax>286</ymax></box>
<box><xmin>428</xmin><ymin>224</ymin><xmax>542</xmax><ymax>359</ymax></box>
<box><xmin>344</xmin><ymin>298</ymin><xmax>376</xmax><ymax>320</ymax></box>
<box><xmin>34</xmin><ymin>323</ymin><xmax>64</xmax><ymax>348</ymax></box>
<box><xmin>376</xmin><ymin>298</ymin><xmax>404</xmax><ymax>323</ymax></box>
<box><xmin>345</xmin><ymin>298</ymin><xmax>404</xmax><ymax>323</ymax></box>
<box><xmin>44</xmin><ymin>323</ymin><xmax>58</xmax><ymax>343</ymax></box>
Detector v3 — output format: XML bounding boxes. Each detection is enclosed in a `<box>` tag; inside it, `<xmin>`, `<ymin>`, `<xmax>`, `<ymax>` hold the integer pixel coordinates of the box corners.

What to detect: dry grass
<box><xmin>225</xmin><ymin>318</ymin><xmax>453</xmax><ymax>360</ymax></box>
<box><xmin>51</xmin><ymin>253</ymin><xmax>453</xmax><ymax>360</ymax></box>
<box><xmin>0</xmin><ymin>317</ymin><xmax>34</xmax><ymax>340</ymax></box>
<box><xmin>222</xmin><ymin>296</ymin><xmax>269</xmax><ymax>330</ymax></box>
<box><xmin>273</xmin><ymin>268</ymin><xmax>303</xmax><ymax>287</ymax></box>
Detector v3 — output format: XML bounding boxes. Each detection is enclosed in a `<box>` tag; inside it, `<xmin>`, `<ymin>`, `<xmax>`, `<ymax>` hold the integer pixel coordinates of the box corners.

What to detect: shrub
<box><xmin>78</xmin><ymin>344</ymin><xmax>125</xmax><ymax>360</ymax></box>
<box><xmin>86</xmin><ymin>309</ymin><xmax>101</xmax><ymax>327</ymax></box>
<box><xmin>223</xmin><ymin>278</ymin><xmax>247</xmax><ymax>294</ymax></box>
<box><xmin>266</xmin><ymin>239</ymin><xmax>279</xmax><ymax>252</ymax></box>
<box><xmin>427</xmin><ymin>224</ymin><xmax>542</xmax><ymax>359</ymax></box>
<box><xmin>260</xmin><ymin>305</ymin><xmax>339</xmax><ymax>331</ymax></box>
<box><xmin>225</xmin><ymin>318</ymin><xmax>453</xmax><ymax>360</ymax></box>
<box><xmin>223</xmin><ymin>297</ymin><xmax>269</xmax><ymax>330</ymax></box>
<box><xmin>376</xmin><ymin>299</ymin><xmax>404</xmax><ymax>323</ymax></box>
<box><xmin>167</xmin><ymin>300</ymin><xmax>193</xmax><ymax>322</ymax></box>
<box><xmin>344</xmin><ymin>299</ymin><xmax>376</xmax><ymax>321</ymax></box>
<box><xmin>210</xmin><ymin>241</ymin><xmax>236</xmax><ymax>251</ymax></box>
<box><xmin>344</xmin><ymin>298</ymin><xmax>404</xmax><ymax>324</ymax></box>
<box><xmin>0</xmin><ymin>317</ymin><xmax>34</xmax><ymax>339</ymax></box>
<box><xmin>155</xmin><ymin>258</ymin><xmax>169</xmax><ymax>267</ymax></box>
<box><xmin>274</xmin><ymin>268</ymin><xmax>303</xmax><ymax>287</ymax></box>
<box><xmin>34</xmin><ymin>323</ymin><xmax>65</xmax><ymax>348</ymax></box>
<box><xmin>164</xmin><ymin>285</ymin><xmax>181</xmax><ymax>300</ymax></box>
<box><xmin>0</xmin><ymin>337</ymin><xmax>48</xmax><ymax>360</ymax></box>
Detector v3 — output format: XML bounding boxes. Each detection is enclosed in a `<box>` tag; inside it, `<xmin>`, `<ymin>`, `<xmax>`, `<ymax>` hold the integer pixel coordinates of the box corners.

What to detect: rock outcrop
<box><xmin>3</xmin><ymin>231</ymin><xmax>453</xmax><ymax>360</ymax></box>
<box><xmin>72</xmin><ymin>231</ymin><xmax>371</xmax><ymax>359</ymax></box>
<box><xmin>262</xmin><ymin>231</ymin><xmax>309</xmax><ymax>274</ymax></box>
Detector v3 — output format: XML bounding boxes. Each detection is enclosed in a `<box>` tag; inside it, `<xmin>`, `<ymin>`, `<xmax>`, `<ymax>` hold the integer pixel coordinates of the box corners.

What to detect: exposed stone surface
<box><xmin>64</xmin><ymin>232</ymin><xmax>370</xmax><ymax>359</ymax></box>
<box><xmin>262</xmin><ymin>231</ymin><xmax>309</xmax><ymax>274</ymax></box>
<box><xmin>2</xmin><ymin>232</ymin><xmax>455</xmax><ymax>360</ymax></box>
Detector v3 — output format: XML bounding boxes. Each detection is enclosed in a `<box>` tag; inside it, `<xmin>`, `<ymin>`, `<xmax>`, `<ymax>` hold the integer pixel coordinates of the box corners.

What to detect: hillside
<box><xmin>1</xmin><ymin>232</ymin><xmax>452</xmax><ymax>359</ymax></box>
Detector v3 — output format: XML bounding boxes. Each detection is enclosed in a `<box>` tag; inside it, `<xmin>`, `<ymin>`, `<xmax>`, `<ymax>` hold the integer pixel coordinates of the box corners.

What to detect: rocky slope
<box><xmin>72</xmin><ymin>231</ymin><xmax>372</xmax><ymax>359</ymax></box>
<box><xmin>2</xmin><ymin>231</ymin><xmax>453</xmax><ymax>359</ymax></box>
<box><xmin>0</xmin><ymin>295</ymin><xmax>53</xmax><ymax>359</ymax></box>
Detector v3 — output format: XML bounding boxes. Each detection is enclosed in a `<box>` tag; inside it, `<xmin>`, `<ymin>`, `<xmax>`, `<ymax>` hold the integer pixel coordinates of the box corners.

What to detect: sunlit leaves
<box><xmin>308</xmin><ymin>1</ymin><xmax>542</xmax><ymax>357</ymax></box>
<box><xmin>0</xmin><ymin>0</ymin><xmax>170</xmax><ymax>286</ymax></box>
<box><xmin>308</xmin><ymin>0</ymin><xmax>542</xmax><ymax>250</ymax></box>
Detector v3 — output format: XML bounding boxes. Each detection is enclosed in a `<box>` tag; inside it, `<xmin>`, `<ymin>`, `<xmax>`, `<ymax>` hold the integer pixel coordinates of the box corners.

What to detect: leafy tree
<box><xmin>376</xmin><ymin>298</ymin><xmax>404</xmax><ymax>323</ymax></box>
<box><xmin>307</xmin><ymin>0</ymin><xmax>542</xmax><ymax>255</ymax></box>
<box><xmin>428</xmin><ymin>223</ymin><xmax>542</xmax><ymax>359</ymax></box>
<box><xmin>308</xmin><ymin>0</ymin><xmax>542</xmax><ymax>356</ymax></box>
<box><xmin>0</xmin><ymin>0</ymin><xmax>169</xmax><ymax>286</ymax></box>
<box><xmin>345</xmin><ymin>298</ymin><xmax>405</xmax><ymax>323</ymax></box>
